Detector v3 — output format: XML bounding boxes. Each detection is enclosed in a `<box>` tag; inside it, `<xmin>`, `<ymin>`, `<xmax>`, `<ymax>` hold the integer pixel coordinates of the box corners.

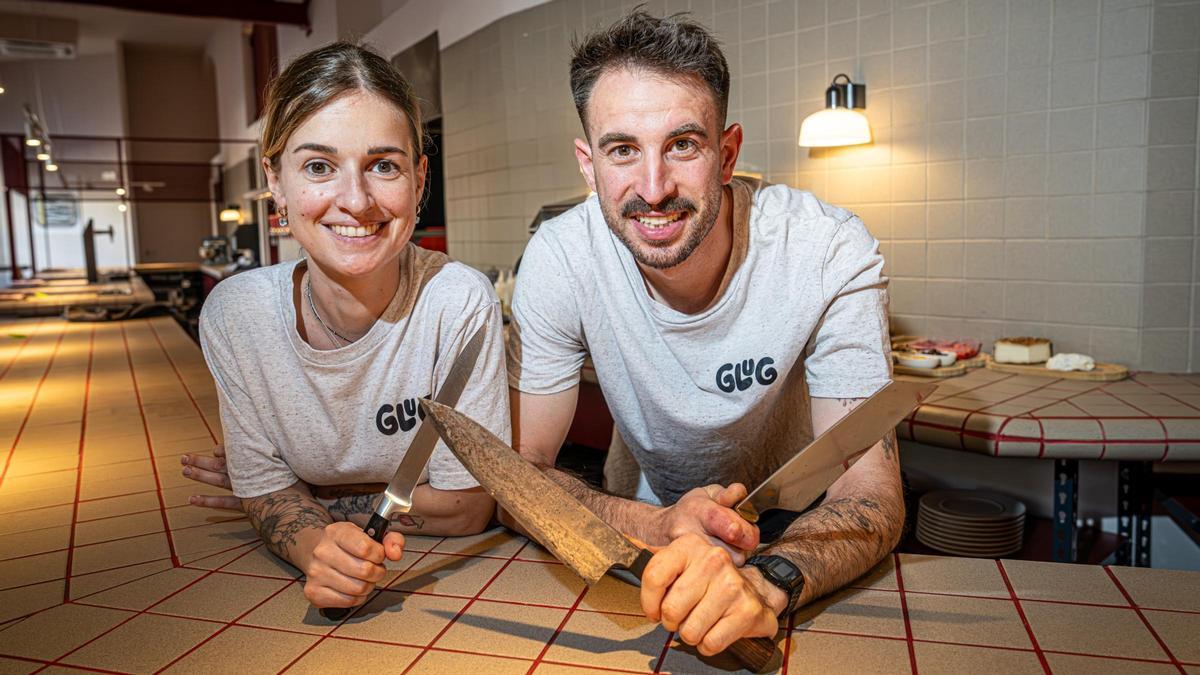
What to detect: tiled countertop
<box><xmin>899</xmin><ymin>368</ymin><xmax>1200</xmax><ymax>461</ymax></box>
<box><xmin>0</xmin><ymin>275</ymin><xmax>155</xmax><ymax>317</ymax></box>
<box><xmin>2</xmin><ymin>317</ymin><xmax>1198</xmax><ymax>673</ymax></box>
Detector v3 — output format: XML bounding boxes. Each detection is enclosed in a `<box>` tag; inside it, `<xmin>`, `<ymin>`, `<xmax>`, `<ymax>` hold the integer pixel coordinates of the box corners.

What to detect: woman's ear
<box><xmin>262</xmin><ymin>156</ymin><xmax>285</xmax><ymax>211</ymax></box>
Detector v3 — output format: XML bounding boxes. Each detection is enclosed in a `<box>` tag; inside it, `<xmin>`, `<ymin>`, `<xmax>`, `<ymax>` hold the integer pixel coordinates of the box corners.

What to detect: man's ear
<box><xmin>718</xmin><ymin>122</ymin><xmax>744</xmax><ymax>185</ymax></box>
<box><xmin>262</xmin><ymin>157</ymin><xmax>285</xmax><ymax>212</ymax></box>
<box><xmin>574</xmin><ymin>137</ymin><xmax>598</xmax><ymax>193</ymax></box>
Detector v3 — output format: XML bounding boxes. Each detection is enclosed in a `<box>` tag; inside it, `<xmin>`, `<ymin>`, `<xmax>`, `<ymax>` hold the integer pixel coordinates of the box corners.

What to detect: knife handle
<box><xmin>625</xmin><ymin>549</ymin><xmax>779</xmax><ymax>673</ymax></box>
<box><xmin>318</xmin><ymin>512</ymin><xmax>391</xmax><ymax>621</ymax></box>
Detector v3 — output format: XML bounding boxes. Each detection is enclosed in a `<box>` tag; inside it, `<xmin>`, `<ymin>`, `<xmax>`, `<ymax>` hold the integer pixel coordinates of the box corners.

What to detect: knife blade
<box><xmin>419</xmin><ymin>399</ymin><xmax>780</xmax><ymax>674</ymax></box>
<box><xmin>320</xmin><ymin>321</ymin><xmax>487</xmax><ymax>621</ymax></box>
<box><xmin>735</xmin><ymin>379</ymin><xmax>937</xmax><ymax>523</ymax></box>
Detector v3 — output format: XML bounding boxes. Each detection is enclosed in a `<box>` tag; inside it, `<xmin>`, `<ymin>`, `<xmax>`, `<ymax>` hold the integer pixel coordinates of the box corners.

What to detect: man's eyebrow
<box><xmin>367</xmin><ymin>145</ymin><xmax>408</xmax><ymax>156</ymax></box>
<box><xmin>597</xmin><ymin>132</ymin><xmax>637</xmax><ymax>147</ymax></box>
<box><xmin>667</xmin><ymin>123</ymin><xmax>707</xmax><ymax>139</ymax></box>
<box><xmin>294</xmin><ymin>143</ymin><xmax>336</xmax><ymax>154</ymax></box>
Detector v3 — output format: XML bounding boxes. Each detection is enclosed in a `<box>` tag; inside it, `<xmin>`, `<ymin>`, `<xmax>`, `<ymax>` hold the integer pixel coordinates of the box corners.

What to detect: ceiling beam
<box><xmin>37</xmin><ymin>0</ymin><xmax>310</xmax><ymax>27</ymax></box>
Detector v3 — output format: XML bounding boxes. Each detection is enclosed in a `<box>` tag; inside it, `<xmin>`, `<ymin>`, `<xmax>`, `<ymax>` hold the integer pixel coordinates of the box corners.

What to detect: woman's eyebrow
<box><xmin>367</xmin><ymin>146</ymin><xmax>408</xmax><ymax>156</ymax></box>
<box><xmin>294</xmin><ymin>143</ymin><xmax>336</xmax><ymax>154</ymax></box>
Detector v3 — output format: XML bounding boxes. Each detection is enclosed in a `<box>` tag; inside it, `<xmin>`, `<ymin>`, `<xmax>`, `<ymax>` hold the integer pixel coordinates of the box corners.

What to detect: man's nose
<box><xmin>635</xmin><ymin>154</ymin><xmax>677</xmax><ymax>209</ymax></box>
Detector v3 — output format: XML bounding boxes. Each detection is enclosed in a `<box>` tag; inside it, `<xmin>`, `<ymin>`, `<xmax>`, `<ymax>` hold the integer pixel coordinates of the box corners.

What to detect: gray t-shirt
<box><xmin>507</xmin><ymin>177</ymin><xmax>890</xmax><ymax>505</ymax></box>
<box><xmin>200</xmin><ymin>244</ymin><xmax>510</xmax><ymax>499</ymax></box>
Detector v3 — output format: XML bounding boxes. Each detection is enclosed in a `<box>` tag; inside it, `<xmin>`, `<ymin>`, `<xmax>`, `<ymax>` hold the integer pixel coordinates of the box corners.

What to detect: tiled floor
<box><xmin>2</xmin><ymin>317</ymin><xmax>1199</xmax><ymax>673</ymax></box>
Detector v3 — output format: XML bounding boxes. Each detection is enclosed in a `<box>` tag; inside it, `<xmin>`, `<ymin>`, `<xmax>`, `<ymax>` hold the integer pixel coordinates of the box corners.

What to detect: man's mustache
<box><xmin>620</xmin><ymin>197</ymin><xmax>697</xmax><ymax>218</ymax></box>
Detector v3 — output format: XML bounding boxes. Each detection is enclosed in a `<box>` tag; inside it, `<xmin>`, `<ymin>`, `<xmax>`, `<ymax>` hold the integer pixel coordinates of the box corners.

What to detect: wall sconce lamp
<box><xmin>798</xmin><ymin>74</ymin><xmax>872</xmax><ymax>147</ymax></box>
<box><xmin>219</xmin><ymin>204</ymin><xmax>243</xmax><ymax>224</ymax></box>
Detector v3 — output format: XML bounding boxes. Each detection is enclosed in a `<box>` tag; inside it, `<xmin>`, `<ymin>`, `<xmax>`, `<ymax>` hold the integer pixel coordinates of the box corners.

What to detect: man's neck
<box><xmin>639</xmin><ymin>184</ymin><xmax>734</xmax><ymax>315</ymax></box>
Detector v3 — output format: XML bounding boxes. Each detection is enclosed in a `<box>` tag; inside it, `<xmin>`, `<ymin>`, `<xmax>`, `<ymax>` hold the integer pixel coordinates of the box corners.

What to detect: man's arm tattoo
<box><xmin>881</xmin><ymin>430</ymin><xmax>898</xmax><ymax>462</ymax></box>
<box><xmin>243</xmin><ymin>490</ymin><xmax>333</xmax><ymax>562</ymax></box>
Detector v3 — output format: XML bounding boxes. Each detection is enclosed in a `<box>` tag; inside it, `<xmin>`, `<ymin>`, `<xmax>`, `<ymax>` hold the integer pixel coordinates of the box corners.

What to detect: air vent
<box><xmin>0</xmin><ymin>38</ymin><xmax>75</xmax><ymax>60</ymax></box>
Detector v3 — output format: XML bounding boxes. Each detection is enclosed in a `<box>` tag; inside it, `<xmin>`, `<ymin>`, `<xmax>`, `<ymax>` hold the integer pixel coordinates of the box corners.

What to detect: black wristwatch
<box><xmin>746</xmin><ymin>554</ymin><xmax>805</xmax><ymax>616</ymax></box>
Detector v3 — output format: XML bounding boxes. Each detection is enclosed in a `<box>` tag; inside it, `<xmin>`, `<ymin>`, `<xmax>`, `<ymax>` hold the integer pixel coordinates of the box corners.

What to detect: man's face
<box><xmin>575</xmin><ymin>68</ymin><xmax>741</xmax><ymax>270</ymax></box>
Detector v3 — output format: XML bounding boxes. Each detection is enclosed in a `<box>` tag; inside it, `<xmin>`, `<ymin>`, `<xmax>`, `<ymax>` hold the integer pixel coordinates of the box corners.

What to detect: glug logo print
<box><xmin>376</xmin><ymin>396</ymin><xmax>429</xmax><ymax>435</ymax></box>
<box><xmin>716</xmin><ymin>357</ymin><xmax>777</xmax><ymax>393</ymax></box>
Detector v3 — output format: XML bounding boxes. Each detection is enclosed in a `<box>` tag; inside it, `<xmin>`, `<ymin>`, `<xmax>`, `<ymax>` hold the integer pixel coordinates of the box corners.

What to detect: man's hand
<box><xmin>641</xmin><ymin>534</ymin><xmax>784</xmax><ymax>656</ymax></box>
<box><xmin>180</xmin><ymin>444</ymin><xmax>242</xmax><ymax>511</ymax></box>
<box><xmin>655</xmin><ymin>483</ymin><xmax>760</xmax><ymax>565</ymax></box>
<box><xmin>304</xmin><ymin>521</ymin><xmax>405</xmax><ymax>608</ymax></box>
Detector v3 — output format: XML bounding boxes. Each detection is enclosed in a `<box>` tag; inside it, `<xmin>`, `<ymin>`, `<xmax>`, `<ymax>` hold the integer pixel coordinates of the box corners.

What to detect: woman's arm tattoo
<box><xmin>243</xmin><ymin>489</ymin><xmax>333</xmax><ymax>562</ymax></box>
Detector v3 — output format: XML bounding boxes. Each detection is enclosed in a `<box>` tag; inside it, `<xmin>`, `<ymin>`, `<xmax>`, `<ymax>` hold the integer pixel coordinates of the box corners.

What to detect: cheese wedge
<box><xmin>994</xmin><ymin>337</ymin><xmax>1051</xmax><ymax>364</ymax></box>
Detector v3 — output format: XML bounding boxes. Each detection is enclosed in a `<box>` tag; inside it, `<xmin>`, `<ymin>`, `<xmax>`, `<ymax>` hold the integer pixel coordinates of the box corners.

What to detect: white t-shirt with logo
<box><xmin>200</xmin><ymin>245</ymin><xmax>510</xmax><ymax>499</ymax></box>
<box><xmin>507</xmin><ymin>178</ymin><xmax>890</xmax><ymax>505</ymax></box>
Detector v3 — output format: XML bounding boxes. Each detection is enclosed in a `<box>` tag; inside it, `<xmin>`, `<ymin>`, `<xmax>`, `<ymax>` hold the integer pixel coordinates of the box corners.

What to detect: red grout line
<box><xmin>780</xmin><ymin>610</ymin><xmax>793</xmax><ymax>675</ymax></box>
<box><xmin>119</xmin><ymin>324</ymin><xmax>179</xmax><ymax>567</ymax></box>
<box><xmin>892</xmin><ymin>553</ymin><xmax>919</xmax><ymax>675</ymax></box>
<box><xmin>904</xmin><ymin>418</ymin><xmax>1195</xmax><ymax>448</ymax></box>
<box><xmin>1103</xmin><ymin>567</ymin><xmax>1186</xmax><ymax>673</ymax></box>
<box><xmin>146</xmin><ymin>319</ymin><xmax>219</xmax><ymax>444</ymax></box>
<box><xmin>525</xmin><ymin>584</ymin><xmax>590</xmax><ymax>674</ymax></box>
<box><xmin>996</xmin><ymin>560</ymin><xmax>1051</xmax><ymax>674</ymax></box>
<box><xmin>0</xmin><ymin>317</ymin><xmax>44</xmax><ymax>382</ymax></box>
<box><xmin>63</xmin><ymin>326</ymin><xmax>96</xmax><ymax>602</ymax></box>
<box><xmin>0</xmin><ymin>322</ymin><xmax>68</xmax><ymax>492</ymax></box>
<box><xmin>1097</xmin><ymin>388</ymin><xmax>1173</xmax><ymax>462</ymax></box>
<box><xmin>0</xmin><ymin>516</ymin><xmax>250</xmax><ymax>565</ymax></box>
<box><xmin>399</xmin><ymin>539</ymin><xmax>533</xmax><ymax>675</ymax></box>
<box><xmin>650</xmin><ymin>628</ymin><xmax>675</xmax><ymax>674</ymax></box>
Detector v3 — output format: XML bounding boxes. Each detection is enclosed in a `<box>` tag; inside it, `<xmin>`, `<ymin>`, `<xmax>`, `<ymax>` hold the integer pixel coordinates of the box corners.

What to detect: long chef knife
<box><xmin>735</xmin><ymin>379</ymin><xmax>937</xmax><ymax>523</ymax></box>
<box><xmin>419</xmin><ymin>399</ymin><xmax>780</xmax><ymax>674</ymax></box>
<box><xmin>319</xmin><ymin>322</ymin><xmax>488</xmax><ymax>621</ymax></box>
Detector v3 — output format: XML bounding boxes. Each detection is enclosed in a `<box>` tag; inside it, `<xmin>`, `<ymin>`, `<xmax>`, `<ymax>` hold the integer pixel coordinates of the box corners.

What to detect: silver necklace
<box><xmin>304</xmin><ymin>274</ymin><xmax>355</xmax><ymax>345</ymax></box>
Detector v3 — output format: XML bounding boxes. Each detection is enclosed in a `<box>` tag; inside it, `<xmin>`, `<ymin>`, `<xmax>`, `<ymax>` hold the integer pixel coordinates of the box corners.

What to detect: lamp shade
<box><xmin>798</xmin><ymin>108</ymin><xmax>872</xmax><ymax>147</ymax></box>
<box><xmin>219</xmin><ymin>206</ymin><xmax>243</xmax><ymax>223</ymax></box>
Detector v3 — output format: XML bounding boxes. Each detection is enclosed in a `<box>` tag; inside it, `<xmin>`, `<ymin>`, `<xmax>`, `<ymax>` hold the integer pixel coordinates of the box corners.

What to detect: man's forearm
<box><xmin>761</xmin><ymin>432</ymin><xmax>905</xmax><ymax>607</ymax></box>
<box><xmin>541</xmin><ymin>466</ymin><xmax>665</xmax><ymax>543</ymax></box>
<box><xmin>242</xmin><ymin>483</ymin><xmax>333</xmax><ymax>570</ymax></box>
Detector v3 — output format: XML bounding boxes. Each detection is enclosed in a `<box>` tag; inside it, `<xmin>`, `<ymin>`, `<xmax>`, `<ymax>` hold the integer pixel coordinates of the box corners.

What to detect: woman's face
<box><xmin>264</xmin><ymin>90</ymin><xmax>426</xmax><ymax>279</ymax></box>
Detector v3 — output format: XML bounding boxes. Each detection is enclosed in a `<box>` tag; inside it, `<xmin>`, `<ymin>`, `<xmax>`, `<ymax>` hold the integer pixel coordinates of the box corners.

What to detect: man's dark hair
<box><xmin>570</xmin><ymin>10</ymin><xmax>730</xmax><ymax>133</ymax></box>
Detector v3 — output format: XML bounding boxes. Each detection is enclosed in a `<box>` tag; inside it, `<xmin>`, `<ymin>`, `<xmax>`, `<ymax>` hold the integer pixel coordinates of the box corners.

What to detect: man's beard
<box><xmin>599</xmin><ymin>180</ymin><xmax>724</xmax><ymax>270</ymax></box>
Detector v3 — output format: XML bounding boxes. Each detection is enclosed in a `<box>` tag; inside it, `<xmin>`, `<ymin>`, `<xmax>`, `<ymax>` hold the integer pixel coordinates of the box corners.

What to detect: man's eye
<box><xmin>673</xmin><ymin>139</ymin><xmax>695</xmax><ymax>152</ymax></box>
<box><xmin>613</xmin><ymin>145</ymin><xmax>634</xmax><ymax>158</ymax></box>
<box><xmin>305</xmin><ymin>161</ymin><xmax>332</xmax><ymax>176</ymax></box>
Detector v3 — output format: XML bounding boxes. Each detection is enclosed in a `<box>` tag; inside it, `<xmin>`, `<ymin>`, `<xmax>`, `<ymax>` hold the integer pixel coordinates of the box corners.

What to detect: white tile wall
<box><xmin>442</xmin><ymin>0</ymin><xmax>1200</xmax><ymax>370</ymax></box>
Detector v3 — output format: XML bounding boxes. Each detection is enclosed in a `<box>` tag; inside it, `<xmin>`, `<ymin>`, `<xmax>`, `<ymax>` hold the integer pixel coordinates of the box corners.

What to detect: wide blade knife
<box><xmin>735</xmin><ymin>379</ymin><xmax>937</xmax><ymax>523</ymax></box>
<box><xmin>320</xmin><ymin>321</ymin><xmax>487</xmax><ymax>621</ymax></box>
<box><xmin>419</xmin><ymin>399</ymin><xmax>780</xmax><ymax>674</ymax></box>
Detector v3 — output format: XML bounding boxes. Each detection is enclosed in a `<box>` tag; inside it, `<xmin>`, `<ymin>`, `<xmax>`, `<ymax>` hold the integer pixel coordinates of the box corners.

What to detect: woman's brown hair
<box><xmin>260</xmin><ymin>41</ymin><xmax>424</xmax><ymax>170</ymax></box>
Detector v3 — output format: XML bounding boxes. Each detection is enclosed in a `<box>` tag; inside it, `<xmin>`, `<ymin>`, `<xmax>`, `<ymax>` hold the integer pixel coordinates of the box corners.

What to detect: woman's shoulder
<box><xmin>409</xmin><ymin>247</ymin><xmax>498</xmax><ymax>316</ymax></box>
<box><xmin>201</xmin><ymin>262</ymin><xmax>294</xmax><ymax>330</ymax></box>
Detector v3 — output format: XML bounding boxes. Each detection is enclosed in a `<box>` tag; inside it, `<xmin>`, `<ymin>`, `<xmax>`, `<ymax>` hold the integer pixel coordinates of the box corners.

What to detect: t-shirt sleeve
<box><xmin>804</xmin><ymin>215</ymin><xmax>893</xmax><ymax>399</ymax></box>
<box><xmin>199</xmin><ymin>297</ymin><xmax>299</xmax><ymax>498</ymax></box>
<box><xmin>506</xmin><ymin>231</ymin><xmax>587</xmax><ymax>394</ymax></box>
<box><xmin>425</xmin><ymin>299</ymin><xmax>512</xmax><ymax>491</ymax></box>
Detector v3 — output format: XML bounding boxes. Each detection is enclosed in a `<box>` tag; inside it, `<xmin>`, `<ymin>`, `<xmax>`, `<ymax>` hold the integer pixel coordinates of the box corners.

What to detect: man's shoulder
<box><xmin>749</xmin><ymin>179</ymin><xmax>853</xmax><ymax>226</ymax></box>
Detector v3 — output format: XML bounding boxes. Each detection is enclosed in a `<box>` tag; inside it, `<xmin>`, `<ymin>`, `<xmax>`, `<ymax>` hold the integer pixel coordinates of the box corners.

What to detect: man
<box><xmin>506</xmin><ymin>10</ymin><xmax>898</xmax><ymax>655</ymax></box>
<box><xmin>185</xmin><ymin>10</ymin><xmax>899</xmax><ymax>658</ymax></box>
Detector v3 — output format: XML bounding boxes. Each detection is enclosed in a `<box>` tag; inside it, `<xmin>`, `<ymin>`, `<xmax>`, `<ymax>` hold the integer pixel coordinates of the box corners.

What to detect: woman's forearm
<box><xmin>242</xmin><ymin>481</ymin><xmax>333</xmax><ymax>571</ymax></box>
<box><xmin>323</xmin><ymin>484</ymin><xmax>495</xmax><ymax>536</ymax></box>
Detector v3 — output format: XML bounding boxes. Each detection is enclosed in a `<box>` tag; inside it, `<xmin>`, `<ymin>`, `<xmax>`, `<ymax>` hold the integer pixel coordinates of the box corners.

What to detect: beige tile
<box><xmin>0</xmin><ymin>580</ymin><xmax>65</xmax><ymax>624</ymax></box>
<box><xmin>577</xmin><ymin>574</ymin><xmax>644</xmax><ymax>615</ymax></box>
<box><xmin>516</xmin><ymin>541</ymin><xmax>560</xmax><ymax>562</ymax></box>
<box><xmin>764</xmin><ymin>631</ymin><xmax>907</xmax><ymax>675</ymax></box>
<box><xmin>0</xmin><ymin>504</ymin><xmax>71</xmax><ymax>537</ymax></box>
<box><xmin>0</xmin><ymin>602</ymin><xmax>132</xmax><ymax>660</ymax></box>
<box><xmin>408</xmin><ymin>650</ymin><xmax>531</xmax><ymax>674</ymax></box>
<box><xmin>60</xmin><ymin>613</ymin><xmax>221</xmax><ymax>672</ymax></box>
<box><xmin>67</xmin><ymin>559</ymin><xmax>173</xmax><ymax>600</ymax></box>
<box><xmin>1109</xmin><ymin>566</ymin><xmax>1200</xmax><ymax>612</ymax></box>
<box><xmin>70</xmin><ymin>531</ymin><xmax>171</xmax><ymax>576</ymax></box>
<box><xmin>899</xmin><ymin>554</ymin><xmax>1010</xmax><ymax>598</ymax></box>
<box><xmin>180</xmin><ymin>541</ymin><xmax>259</xmax><ymax>570</ymax></box>
<box><xmin>660</xmin><ymin>628</ymin><xmax>787</xmax><ymax>674</ymax></box>
<box><xmin>848</xmin><ymin>555</ymin><xmax>899</xmax><ymax>591</ymax></box>
<box><xmin>0</xmin><ymin>656</ymin><xmax>41</xmax><ymax>674</ymax></box>
<box><xmin>1023</xmin><ymin>601</ymin><xmax>1164</xmax><ymax>660</ymax></box>
<box><xmin>1001</xmin><ymin>559</ymin><xmax>1128</xmax><ymax>605</ymax></box>
<box><xmin>912</xmin><ymin>642</ymin><xmax>1043</xmax><ymax>674</ymax></box>
<box><xmin>1143</xmin><ymin>609</ymin><xmax>1200</xmax><ymax>663</ymax></box>
<box><xmin>435</xmin><ymin>598</ymin><xmax>566</xmax><ymax>659</ymax></box>
<box><xmin>73</xmin><ymin>510</ymin><xmax>164</xmax><ymax>546</ymax></box>
<box><xmin>217</xmin><ymin>544</ymin><xmax>302</xmax><ymax>579</ymax></box>
<box><xmin>535</xmin><ymin>665</ymin><xmax>624</xmax><ymax>674</ymax></box>
<box><xmin>74</xmin><ymin>491</ymin><xmax>160</xmax><ymax>521</ymax></box>
<box><xmin>481</xmin><ymin>560</ymin><xmax>586</xmax><ymax>608</ymax></box>
<box><xmin>171</xmin><ymin>520</ymin><xmax>259</xmax><ymax>562</ymax></box>
<box><xmin>151</xmin><ymin>570</ymin><xmax>288</xmax><ymax>621</ymax></box>
<box><xmin>906</xmin><ymin>593</ymin><xmax>1031</xmax><ymax>648</ymax></box>
<box><xmin>0</xmin><ymin>484</ymin><xmax>74</xmax><ymax>514</ymax></box>
<box><xmin>432</xmin><ymin>528</ymin><xmax>526</xmax><ymax>558</ymax></box>
<box><xmin>332</xmin><ymin>590</ymin><xmax>467</xmax><ymax>646</ymax></box>
<box><xmin>77</xmin><ymin>472</ymin><xmax>157</xmax><ymax>501</ymax></box>
<box><xmin>390</xmin><ymin>553</ymin><xmax>507</xmax><ymax>597</ymax></box>
<box><xmin>286</xmin><ymin>636</ymin><xmax>421</xmax><ymax>674</ymax></box>
<box><xmin>163</xmin><ymin>504</ymin><xmax>246</xmax><ymax>531</ymax></box>
<box><xmin>78</xmin><ymin>566</ymin><xmax>206</xmax><ymax>610</ymax></box>
<box><xmin>0</xmin><ymin>550</ymin><xmax>66</xmax><ymax>590</ymax></box>
<box><xmin>402</xmin><ymin>535</ymin><xmax>445</xmax><ymax>552</ymax></box>
<box><xmin>1044</xmin><ymin>653</ymin><xmax>1179</xmax><ymax>674</ymax></box>
<box><xmin>792</xmin><ymin>587</ymin><xmax>906</xmax><ymax>638</ymax></box>
<box><xmin>544</xmin><ymin>610</ymin><xmax>668</xmax><ymax>673</ymax></box>
<box><xmin>161</xmin><ymin>624</ymin><xmax>318</xmax><ymax>674</ymax></box>
<box><xmin>239</xmin><ymin>581</ymin><xmax>335</xmax><ymax>635</ymax></box>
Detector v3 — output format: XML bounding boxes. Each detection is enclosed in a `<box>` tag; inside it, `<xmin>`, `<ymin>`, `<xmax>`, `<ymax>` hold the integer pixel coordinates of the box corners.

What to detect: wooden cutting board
<box><xmin>894</xmin><ymin>361</ymin><xmax>968</xmax><ymax>378</ymax></box>
<box><xmin>985</xmin><ymin>360</ymin><xmax>1129</xmax><ymax>381</ymax></box>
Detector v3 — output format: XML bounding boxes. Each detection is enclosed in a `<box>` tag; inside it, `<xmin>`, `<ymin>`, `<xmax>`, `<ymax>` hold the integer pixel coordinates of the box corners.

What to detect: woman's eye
<box><xmin>304</xmin><ymin>161</ymin><xmax>332</xmax><ymax>176</ymax></box>
<box><xmin>374</xmin><ymin>160</ymin><xmax>396</xmax><ymax>174</ymax></box>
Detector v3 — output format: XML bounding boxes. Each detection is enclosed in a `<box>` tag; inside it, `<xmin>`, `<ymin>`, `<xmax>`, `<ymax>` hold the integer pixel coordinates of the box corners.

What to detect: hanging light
<box><xmin>36</xmin><ymin>147</ymin><xmax>51</xmax><ymax>162</ymax></box>
<box><xmin>799</xmin><ymin>74</ymin><xmax>872</xmax><ymax>148</ymax></box>
<box><xmin>219</xmin><ymin>204</ymin><xmax>243</xmax><ymax>223</ymax></box>
<box><xmin>45</xmin><ymin>162</ymin><xmax>59</xmax><ymax>172</ymax></box>
<box><xmin>115</xmin><ymin>187</ymin><xmax>127</xmax><ymax>196</ymax></box>
<box><xmin>118</xmin><ymin>203</ymin><xmax>128</xmax><ymax>212</ymax></box>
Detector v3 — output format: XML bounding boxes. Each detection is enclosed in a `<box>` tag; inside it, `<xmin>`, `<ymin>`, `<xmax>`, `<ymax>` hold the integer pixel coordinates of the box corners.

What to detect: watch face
<box><xmin>754</xmin><ymin>556</ymin><xmax>802</xmax><ymax>589</ymax></box>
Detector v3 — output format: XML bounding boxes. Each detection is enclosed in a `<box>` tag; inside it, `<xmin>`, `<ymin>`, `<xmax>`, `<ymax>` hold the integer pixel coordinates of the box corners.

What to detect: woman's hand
<box><xmin>303</xmin><ymin>521</ymin><xmax>406</xmax><ymax>608</ymax></box>
<box><xmin>181</xmin><ymin>444</ymin><xmax>243</xmax><ymax>511</ymax></box>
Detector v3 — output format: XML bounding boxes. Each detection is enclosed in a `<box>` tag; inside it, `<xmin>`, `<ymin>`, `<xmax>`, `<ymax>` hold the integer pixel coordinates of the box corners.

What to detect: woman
<box><xmin>193</xmin><ymin>42</ymin><xmax>507</xmax><ymax>611</ymax></box>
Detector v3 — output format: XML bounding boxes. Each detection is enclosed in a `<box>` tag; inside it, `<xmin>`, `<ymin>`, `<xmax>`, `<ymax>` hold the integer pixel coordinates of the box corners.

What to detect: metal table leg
<box><xmin>1054</xmin><ymin>459</ymin><xmax>1079</xmax><ymax>563</ymax></box>
<box><xmin>1117</xmin><ymin>460</ymin><xmax>1154</xmax><ymax>567</ymax></box>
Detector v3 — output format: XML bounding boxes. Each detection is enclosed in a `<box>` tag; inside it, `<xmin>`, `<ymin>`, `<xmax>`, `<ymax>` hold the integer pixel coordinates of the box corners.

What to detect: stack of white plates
<box><xmin>916</xmin><ymin>490</ymin><xmax>1026</xmax><ymax>558</ymax></box>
